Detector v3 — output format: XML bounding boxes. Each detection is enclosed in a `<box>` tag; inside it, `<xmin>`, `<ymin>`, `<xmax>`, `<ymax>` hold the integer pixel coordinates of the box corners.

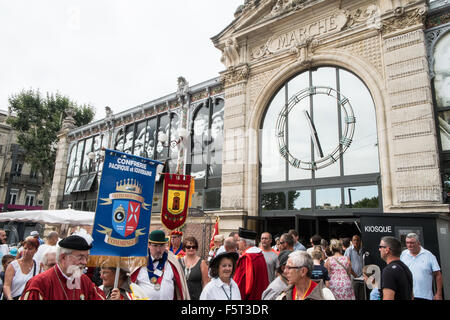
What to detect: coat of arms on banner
<box><xmin>161</xmin><ymin>174</ymin><xmax>192</xmax><ymax>230</ymax></box>
<box><xmin>97</xmin><ymin>179</ymin><xmax>149</xmax><ymax>247</ymax></box>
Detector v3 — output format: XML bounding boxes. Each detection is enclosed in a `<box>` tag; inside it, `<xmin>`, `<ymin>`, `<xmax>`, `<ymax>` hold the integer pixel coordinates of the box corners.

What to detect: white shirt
<box><xmin>200</xmin><ymin>277</ymin><xmax>241</xmax><ymax>300</ymax></box>
<box><xmin>135</xmin><ymin>258</ymin><xmax>175</xmax><ymax>300</ymax></box>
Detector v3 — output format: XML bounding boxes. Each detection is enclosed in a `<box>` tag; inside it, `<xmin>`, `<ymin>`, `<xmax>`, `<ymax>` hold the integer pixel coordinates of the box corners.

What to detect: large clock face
<box><xmin>276</xmin><ymin>86</ymin><xmax>356</xmax><ymax>171</ymax></box>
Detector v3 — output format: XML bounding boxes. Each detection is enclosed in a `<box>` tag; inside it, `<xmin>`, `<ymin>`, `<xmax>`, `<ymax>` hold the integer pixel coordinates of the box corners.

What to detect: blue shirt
<box><xmin>293</xmin><ymin>241</ymin><xmax>306</xmax><ymax>251</ymax></box>
<box><xmin>344</xmin><ymin>245</ymin><xmax>363</xmax><ymax>277</ymax></box>
<box><xmin>400</xmin><ymin>247</ymin><xmax>440</xmax><ymax>300</ymax></box>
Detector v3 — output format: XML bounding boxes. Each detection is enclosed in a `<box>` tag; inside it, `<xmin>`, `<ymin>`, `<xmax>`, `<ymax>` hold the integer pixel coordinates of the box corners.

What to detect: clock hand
<box><xmin>303</xmin><ymin>110</ymin><xmax>324</xmax><ymax>158</ymax></box>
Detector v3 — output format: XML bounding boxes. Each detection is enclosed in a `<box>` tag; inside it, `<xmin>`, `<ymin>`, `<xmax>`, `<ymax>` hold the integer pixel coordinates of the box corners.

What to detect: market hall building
<box><xmin>49</xmin><ymin>0</ymin><xmax>450</xmax><ymax>296</ymax></box>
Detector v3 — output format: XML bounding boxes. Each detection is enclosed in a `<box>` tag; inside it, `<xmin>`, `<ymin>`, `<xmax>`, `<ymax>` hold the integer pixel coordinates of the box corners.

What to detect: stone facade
<box><xmin>211</xmin><ymin>0</ymin><xmax>450</xmax><ymax>230</ymax></box>
<box><xmin>49</xmin><ymin>0</ymin><xmax>450</xmax><ymax>235</ymax></box>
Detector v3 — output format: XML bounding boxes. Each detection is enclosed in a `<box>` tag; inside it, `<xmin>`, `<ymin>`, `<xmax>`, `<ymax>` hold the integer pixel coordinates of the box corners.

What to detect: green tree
<box><xmin>7</xmin><ymin>89</ymin><xmax>95</xmax><ymax>208</ymax></box>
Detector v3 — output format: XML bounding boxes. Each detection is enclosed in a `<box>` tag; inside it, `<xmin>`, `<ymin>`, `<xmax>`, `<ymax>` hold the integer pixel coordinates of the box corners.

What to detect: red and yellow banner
<box><xmin>161</xmin><ymin>173</ymin><xmax>192</xmax><ymax>230</ymax></box>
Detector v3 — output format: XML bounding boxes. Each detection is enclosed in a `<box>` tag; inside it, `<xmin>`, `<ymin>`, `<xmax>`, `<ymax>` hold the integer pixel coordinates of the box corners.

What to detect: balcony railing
<box><xmin>4</xmin><ymin>173</ymin><xmax>44</xmax><ymax>186</ymax></box>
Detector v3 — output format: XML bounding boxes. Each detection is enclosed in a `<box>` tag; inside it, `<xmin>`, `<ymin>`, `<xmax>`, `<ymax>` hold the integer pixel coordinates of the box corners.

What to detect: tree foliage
<box><xmin>7</xmin><ymin>89</ymin><xmax>95</xmax><ymax>185</ymax></box>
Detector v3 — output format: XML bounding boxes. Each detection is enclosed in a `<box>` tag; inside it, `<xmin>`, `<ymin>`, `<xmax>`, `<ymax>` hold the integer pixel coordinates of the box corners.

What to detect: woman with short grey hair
<box><xmin>276</xmin><ymin>251</ymin><xmax>334</xmax><ymax>300</ymax></box>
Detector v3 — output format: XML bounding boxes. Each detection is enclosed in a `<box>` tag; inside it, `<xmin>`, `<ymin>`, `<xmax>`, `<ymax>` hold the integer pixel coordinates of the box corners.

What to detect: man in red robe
<box><xmin>233</xmin><ymin>227</ymin><xmax>269</xmax><ymax>300</ymax></box>
<box><xmin>21</xmin><ymin>230</ymin><xmax>105</xmax><ymax>300</ymax></box>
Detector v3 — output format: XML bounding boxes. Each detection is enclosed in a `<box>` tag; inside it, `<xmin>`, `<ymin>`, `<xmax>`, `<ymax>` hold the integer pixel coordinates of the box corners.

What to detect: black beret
<box><xmin>238</xmin><ymin>227</ymin><xmax>257</xmax><ymax>240</ymax></box>
<box><xmin>58</xmin><ymin>235</ymin><xmax>92</xmax><ymax>250</ymax></box>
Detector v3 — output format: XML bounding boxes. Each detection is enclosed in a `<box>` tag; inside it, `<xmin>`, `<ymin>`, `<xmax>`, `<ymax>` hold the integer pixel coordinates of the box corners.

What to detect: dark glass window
<box><xmin>188</xmin><ymin>98</ymin><xmax>224</xmax><ymax>210</ymax></box>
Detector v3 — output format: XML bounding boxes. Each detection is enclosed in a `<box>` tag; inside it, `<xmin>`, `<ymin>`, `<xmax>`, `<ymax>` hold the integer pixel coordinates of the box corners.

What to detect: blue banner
<box><xmin>90</xmin><ymin>149</ymin><xmax>162</xmax><ymax>257</ymax></box>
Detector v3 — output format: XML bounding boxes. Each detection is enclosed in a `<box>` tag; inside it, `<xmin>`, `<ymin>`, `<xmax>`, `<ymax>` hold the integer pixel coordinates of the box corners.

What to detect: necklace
<box><xmin>54</xmin><ymin>266</ymin><xmax>75</xmax><ymax>300</ymax></box>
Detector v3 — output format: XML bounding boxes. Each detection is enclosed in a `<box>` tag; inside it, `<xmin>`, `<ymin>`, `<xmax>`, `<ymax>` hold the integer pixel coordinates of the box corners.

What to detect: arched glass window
<box><xmin>189</xmin><ymin>98</ymin><xmax>224</xmax><ymax>210</ymax></box>
<box><xmin>260</xmin><ymin>67</ymin><xmax>381</xmax><ymax>214</ymax></box>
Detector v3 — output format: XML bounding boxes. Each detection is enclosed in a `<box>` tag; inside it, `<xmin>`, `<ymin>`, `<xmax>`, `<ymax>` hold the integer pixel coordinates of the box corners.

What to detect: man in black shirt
<box><xmin>379</xmin><ymin>236</ymin><xmax>413</xmax><ymax>300</ymax></box>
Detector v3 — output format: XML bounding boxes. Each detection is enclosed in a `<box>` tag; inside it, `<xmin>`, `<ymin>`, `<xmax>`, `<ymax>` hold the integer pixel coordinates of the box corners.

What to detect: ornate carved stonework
<box><xmin>345</xmin><ymin>4</ymin><xmax>382</xmax><ymax>30</ymax></box>
<box><xmin>220</xmin><ymin>64</ymin><xmax>250</xmax><ymax>87</ymax></box>
<box><xmin>380</xmin><ymin>7</ymin><xmax>427</xmax><ymax>35</ymax></box>
<box><xmin>250</xmin><ymin>10</ymin><xmax>348</xmax><ymax>61</ymax></box>
<box><xmin>221</xmin><ymin>38</ymin><xmax>241</xmax><ymax>69</ymax></box>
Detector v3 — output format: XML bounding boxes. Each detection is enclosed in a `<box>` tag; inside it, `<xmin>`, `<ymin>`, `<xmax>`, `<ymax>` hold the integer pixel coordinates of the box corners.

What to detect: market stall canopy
<box><xmin>0</xmin><ymin>208</ymin><xmax>94</xmax><ymax>226</ymax></box>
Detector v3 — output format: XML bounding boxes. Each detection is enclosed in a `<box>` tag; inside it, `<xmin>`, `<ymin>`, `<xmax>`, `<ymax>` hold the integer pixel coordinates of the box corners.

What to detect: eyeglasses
<box><xmin>69</xmin><ymin>254</ymin><xmax>89</xmax><ymax>262</ymax></box>
<box><xmin>378</xmin><ymin>245</ymin><xmax>387</xmax><ymax>249</ymax></box>
<box><xmin>185</xmin><ymin>246</ymin><xmax>198</xmax><ymax>250</ymax></box>
<box><xmin>279</xmin><ymin>241</ymin><xmax>285</xmax><ymax>244</ymax></box>
<box><xmin>285</xmin><ymin>265</ymin><xmax>304</xmax><ymax>270</ymax></box>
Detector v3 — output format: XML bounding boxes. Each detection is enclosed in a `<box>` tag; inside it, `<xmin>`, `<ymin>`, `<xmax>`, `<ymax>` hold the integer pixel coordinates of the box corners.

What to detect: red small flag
<box><xmin>209</xmin><ymin>217</ymin><xmax>220</xmax><ymax>250</ymax></box>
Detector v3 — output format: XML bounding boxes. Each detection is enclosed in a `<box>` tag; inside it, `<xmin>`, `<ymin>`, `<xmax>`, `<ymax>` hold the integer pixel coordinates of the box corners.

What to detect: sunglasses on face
<box><xmin>185</xmin><ymin>246</ymin><xmax>198</xmax><ymax>250</ymax></box>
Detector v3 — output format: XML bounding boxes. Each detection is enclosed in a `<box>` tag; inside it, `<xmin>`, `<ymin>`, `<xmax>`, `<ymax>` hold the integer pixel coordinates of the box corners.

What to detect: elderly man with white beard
<box><xmin>21</xmin><ymin>230</ymin><xmax>105</xmax><ymax>300</ymax></box>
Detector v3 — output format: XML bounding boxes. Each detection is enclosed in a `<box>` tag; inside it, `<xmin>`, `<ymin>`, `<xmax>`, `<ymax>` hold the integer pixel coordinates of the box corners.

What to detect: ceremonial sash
<box><xmin>292</xmin><ymin>280</ymin><xmax>317</xmax><ymax>300</ymax></box>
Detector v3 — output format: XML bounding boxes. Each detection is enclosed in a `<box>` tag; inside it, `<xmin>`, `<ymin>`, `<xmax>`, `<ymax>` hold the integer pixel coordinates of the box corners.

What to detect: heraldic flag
<box><xmin>161</xmin><ymin>173</ymin><xmax>192</xmax><ymax>230</ymax></box>
<box><xmin>88</xmin><ymin>149</ymin><xmax>162</xmax><ymax>269</ymax></box>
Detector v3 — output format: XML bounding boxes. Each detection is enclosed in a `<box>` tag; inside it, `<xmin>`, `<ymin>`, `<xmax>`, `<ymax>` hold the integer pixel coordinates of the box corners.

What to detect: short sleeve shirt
<box><xmin>400</xmin><ymin>248</ymin><xmax>441</xmax><ymax>300</ymax></box>
<box><xmin>381</xmin><ymin>260</ymin><xmax>413</xmax><ymax>300</ymax></box>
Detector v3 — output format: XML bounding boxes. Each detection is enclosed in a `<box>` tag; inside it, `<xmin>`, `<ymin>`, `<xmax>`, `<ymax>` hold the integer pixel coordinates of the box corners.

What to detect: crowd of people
<box><xmin>0</xmin><ymin>226</ymin><xmax>444</xmax><ymax>300</ymax></box>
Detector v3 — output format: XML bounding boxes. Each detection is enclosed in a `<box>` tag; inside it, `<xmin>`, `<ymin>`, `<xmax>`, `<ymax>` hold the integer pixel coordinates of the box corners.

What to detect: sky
<box><xmin>0</xmin><ymin>0</ymin><xmax>243</xmax><ymax>120</ymax></box>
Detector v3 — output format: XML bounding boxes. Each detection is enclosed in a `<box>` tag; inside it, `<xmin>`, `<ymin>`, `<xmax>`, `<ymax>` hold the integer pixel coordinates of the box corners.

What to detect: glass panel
<box><xmin>434</xmin><ymin>33</ymin><xmax>450</xmax><ymax>109</ymax></box>
<box><xmin>340</xmin><ymin>69</ymin><xmax>379</xmax><ymax>175</ymax></box>
<box><xmin>64</xmin><ymin>178</ymin><xmax>72</xmax><ymax>195</ymax></box>
<box><xmin>205</xmin><ymin>189</ymin><xmax>221</xmax><ymax>209</ymax></box>
<box><xmin>316</xmin><ymin>188</ymin><xmax>341</xmax><ymax>210</ymax></box>
<box><xmin>210</xmin><ymin>149</ymin><xmax>222</xmax><ymax>177</ymax></box>
<box><xmin>169</xmin><ymin>113</ymin><xmax>180</xmax><ymax>160</ymax></box>
<box><xmin>73</xmin><ymin>140</ymin><xmax>85</xmax><ymax>177</ymax></box>
<box><xmin>210</xmin><ymin>99</ymin><xmax>224</xmax><ymax>150</ymax></box>
<box><xmin>168</xmin><ymin>159</ymin><xmax>177</xmax><ymax>174</ymax></box>
<box><xmin>288</xmin><ymin>190</ymin><xmax>311</xmax><ymax>210</ymax></box>
<box><xmin>344</xmin><ymin>185</ymin><xmax>379</xmax><ymax>208</ymax></box>
<box><xmin>134</xmin><ymin>121</ymin><xmax>147</xmax><ymax>157</ymax></box>
<box><xmin>312</xmin><ymin>67</ymin><xmax>340</xmax><ymax>178</ymax></box>
<box><xmin>191</xmin><ymin>106</ymin><xmax>209</xmax><ymax>179</ymax></box>
<box><xmin>261</xmin><ymin>88</ymin><xmax>286</xmax><ymax>183</ymax></box>
<box><xmin>438</xmin><ymin>110</ymin><xmax>450</xmax><ymax>151</ymax></box>
<box><xmin>191</xmin><ymin>190</ymin><xmax>204</xmax><ymax>209</ymax></box>
<box><xmin>209</xmin><ymin>99</ymin><xmax>224</xmax><ymax>178</ymax></box>
<box><xmin>192</xmin><ymin>105</ymin><xmax>210</xmax><ymax>154</ymax></box>
<box><xmin>114</xmin><ymin>129</ymin><xmax>124</xmax><ymax>152</ymax></box>
<box><xmin>145</xmin><ymin>118</ymin><xmax>157</xmax><ymax>159</ymax></box>
<box><xmin>207</xmin><ymin>177</ymin><xmax>221</xmax><ymax>188</ymax></box>
<box><xmin>66</xmin><ymin>177</ymin><xmax>78</xmax><ymax>194</ymax></box>
<box><xmin>261</xmin><ymin>192</ymin><xmax>286</xmax><ymax>210</ymax></box>
<box><xmin>67</xmin><ymin>144</ymin><xmax>77</xmax><ymax>177</ymax></box>
<box><xmin>92</xmin><ymin>135</ymin><xmax>103</xmax><ymax>172</ymax></box>
<box><xmin>81</xmin><ymin>137</ymin><xmax>93</xmax><ymax>173</ymax></box>
<box><xmin>123</xmin><ymin>125</ymin><xmax>135</xmax><ymax>154</ymax></box>
<box><xmin>156</xmin><ymin>114</ymin><xmax>170</xmax><ymax>160</ymax></box>
<box><xmin>444</xmin><ymin>173</ymin><xmax>450</xmax><ymax>204</ymax></box>
<box><xmin>288</xmin><ymin>72</ymin><xmax>311</xmax><ymax>180</ymax></box>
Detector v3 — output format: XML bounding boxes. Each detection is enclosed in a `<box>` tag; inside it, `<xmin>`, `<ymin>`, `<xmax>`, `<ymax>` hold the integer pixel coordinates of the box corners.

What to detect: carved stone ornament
<box><xmin>221</xmin><ymin>38</ymin><xmax>240</xmax><ymax>69</ymax></box>
<box><xmin>380</xmin><ymin>7</ymin><xmax>427</xmax><ymax>35</ymax></box>
<box><xmin>270</xmin><ymin>0</ymin><xmax>312</xmax><ymax>18</ymax></box>
<box><xmin>220</xmin><ymin>64</ymin><xmax>250</xmax><ymax>87</ymax></box>
<box><xmin>289</xmin><ymin>37</ymin><xmax>320</xmax><ymax>65</ymax></box>
<box><xmin>250</xmin><ymin>10</ymin><xmax>348</xmax><ymax>61</ymax></box>
<box><xmin>346</xmin><ymin>4</ymin><xmax>382</xmax><ymax>30</ymax></box>
<box><xmin>234</xmin><ymin>0</ymin><xmax>262</xmax><ymax>19</ymax></box>
<box><xmin>176</xmin><ymin>76</ymin><xmax>189</xmax><ymax>104</ymax></box>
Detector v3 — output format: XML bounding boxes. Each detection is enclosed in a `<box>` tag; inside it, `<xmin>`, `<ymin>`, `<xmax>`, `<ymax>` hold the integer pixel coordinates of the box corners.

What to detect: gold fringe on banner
<box><xmin>87</xmin><ymin>255</ymin><xmax>148</xmax><ymax>272</ymax></box>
